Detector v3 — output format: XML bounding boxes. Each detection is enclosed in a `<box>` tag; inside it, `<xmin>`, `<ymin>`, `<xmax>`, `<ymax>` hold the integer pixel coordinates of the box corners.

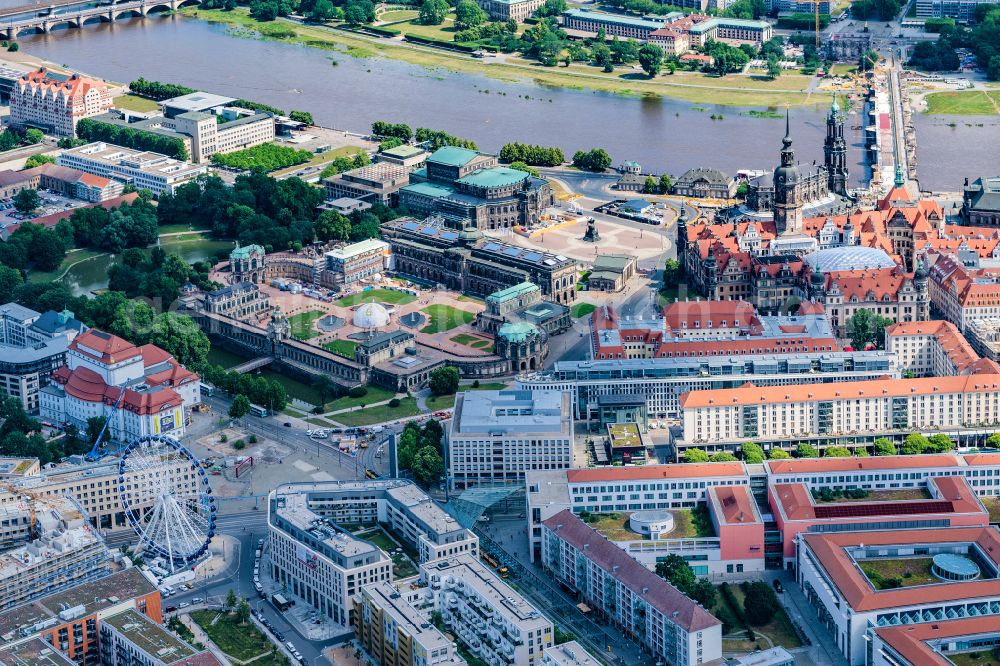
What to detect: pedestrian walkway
<box><xmin>769</xmin><ymin>570</ymin><xmax>844</xmax><ymax>666</ymax></box>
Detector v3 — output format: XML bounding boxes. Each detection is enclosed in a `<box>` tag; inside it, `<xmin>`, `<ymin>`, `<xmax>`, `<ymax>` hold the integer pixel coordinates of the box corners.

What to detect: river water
<box><xmin>15</xmin><ymin>14</ymin><xmax>993</xmax><ymax>191</ymax></box>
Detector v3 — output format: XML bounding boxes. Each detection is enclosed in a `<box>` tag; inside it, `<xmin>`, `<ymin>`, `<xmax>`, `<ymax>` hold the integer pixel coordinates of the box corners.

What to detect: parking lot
<box><xmin>0</xmin><ymin>188</ymin><xmax>89</xmax><ymax>227</ymax></box>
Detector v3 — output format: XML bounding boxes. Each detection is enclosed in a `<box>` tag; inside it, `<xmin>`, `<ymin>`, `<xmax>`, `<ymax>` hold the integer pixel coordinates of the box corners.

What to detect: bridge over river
<box><xmin>0</xmin><ymin>0</ymin><xmax>200</xmax><ymax>38</ymax></box>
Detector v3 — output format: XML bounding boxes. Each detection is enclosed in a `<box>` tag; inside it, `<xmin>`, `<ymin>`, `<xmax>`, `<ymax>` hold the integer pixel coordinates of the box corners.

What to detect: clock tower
<box><xmin>773</xmin><ymin>111</ymin><xmax>803</xmax><ymax>236</ymax></box>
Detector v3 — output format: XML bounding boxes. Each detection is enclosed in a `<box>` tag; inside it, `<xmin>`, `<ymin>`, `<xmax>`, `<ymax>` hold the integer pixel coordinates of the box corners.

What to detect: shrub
<box><xmin>249</xmin><ymin>434</ymin><xmax>258</xmax><ymax>444</ymax></box>
<box><xmin>389</xmin><ymin>398</ymin><xmax>401</xmax><ymax>408</ymax></box>
<box><xmin>349</xmin><ymin>386</ymin><xmax>369</xmax><ymax>398</ymax></box>
<box><xmin>219</xmin><ymin>433</ymin><xmax>228</xmax><ymax>443</ymax></box>
<box><xmin>233</xmin><ymin>439</ymin><xmax>245</xmax><ymax>450</ymax></box>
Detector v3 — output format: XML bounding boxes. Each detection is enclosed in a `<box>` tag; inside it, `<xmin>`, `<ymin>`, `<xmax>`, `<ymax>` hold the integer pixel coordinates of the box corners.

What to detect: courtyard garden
<box><xmin>334</xmin><ymin>288</ymin><xmax>416</xmax><ymax>307</ymax></box>
<box><xmin>420</xmin><ymin>304</ymin><xmax>475</xmax><ymax>333</ymax></box>
<box><xmin>190</xmin><ymin>609</ymin><xmax>288</xmax><ymax>665</ymax></box>
<box><xmin>323</xmin><ymin>338</ymin><xmax>358</xmax><ymax>358</ymax></box>
<box><xmin>860</xmin><ymin>557</ymin><xmax>937</xmax><ymax>590</ymax></box>
<box><xmin>287</xmin><ymin>309</ymin><xmax>326</xmax><ymax>340</ymax></box>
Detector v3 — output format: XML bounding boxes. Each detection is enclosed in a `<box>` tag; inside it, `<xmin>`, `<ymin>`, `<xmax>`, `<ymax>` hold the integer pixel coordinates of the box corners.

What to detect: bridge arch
<box><xmin>114</xmin><ymin>7</ymin><xmax>144</xmax><ymax>18</ymax></box>
<box><xmin>80</xmin><ymin>14</ymin><xmax>111</xmax><ymax>25</ymax></box>
<box><xmin>143</xmin><ymin>3</ymin><xmax>173</xmax><ymax>14</ymax></box>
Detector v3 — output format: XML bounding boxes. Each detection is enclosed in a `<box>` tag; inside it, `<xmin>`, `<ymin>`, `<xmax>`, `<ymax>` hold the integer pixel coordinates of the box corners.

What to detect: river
<box><xmin>14</xmin><ymin>14</ymin><xmax>992</xmax><ymax>191</ymax></box>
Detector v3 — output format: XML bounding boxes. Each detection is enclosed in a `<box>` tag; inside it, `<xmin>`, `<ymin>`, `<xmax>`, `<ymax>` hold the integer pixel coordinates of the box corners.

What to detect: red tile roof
<box><xmin>886</xmin><ymin>320</ymin><xmax>981</xmax><ymax>373</ymax></box>
<box><xmin>679</xmin><ymin>373</ymin><xmax>1000</xmax><ymax>409</ymax></box>
<box><xmin>708</xmin><ymin>485</ymin><xmax>761</xmax><ymax>525</ymax></box>
<box><xmin>3</xmin><ymin>193</ymin><xmax>139</xmax><ymax>236</ymax></box>
<box><xmin>566</xmin><ymin>462</ymin><xmax>747</xmax><ymax>483</ymax></box>
<box><xmin>543</xmin><ymin>510</ymin><xmax>720</xmax><ymax>632</ymax></box>
<box><xmin>874</xmin><ymin>617</ymin><xmax>1000</xmax><ymax>666</ymax></box>
<box><xmin>764</xmin><ymin>454</ymin><xmax>962</xmax><ymax>475</ymax></box>
<box><xmin>802</xmin><ymin>527</ymin><xmax>1000</xmax><ymax>612</ymax></box>
<box><xmin>72</xmin><ymin>329</ymin><xmax>143</xmax><ymax>365</ymax></box>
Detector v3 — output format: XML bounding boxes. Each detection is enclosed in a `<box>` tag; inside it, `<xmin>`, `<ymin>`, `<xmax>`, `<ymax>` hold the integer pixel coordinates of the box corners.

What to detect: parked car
<box><xmin>773</xmin><ymin>579</ymin><xmax>784</xmax><ymax>593</ymax></box>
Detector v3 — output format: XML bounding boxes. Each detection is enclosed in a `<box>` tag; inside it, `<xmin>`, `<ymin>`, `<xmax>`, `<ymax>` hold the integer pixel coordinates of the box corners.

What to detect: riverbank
<box><xmin>180</xmin><ymin>7</ymin><xmax>828</xmax><ymax>107</ymax></box>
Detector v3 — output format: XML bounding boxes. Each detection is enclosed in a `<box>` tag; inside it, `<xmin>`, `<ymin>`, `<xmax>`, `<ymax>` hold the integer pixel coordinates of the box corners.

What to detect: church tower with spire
<box><xmin>773</xmin><ymin>111</ymin><xmax>803</xmax><ymax>236</ymax></box>
<box><xmin>823</xmin><ymin>95</ymin><xmax>848</xmax><ymax>196</ymax></box>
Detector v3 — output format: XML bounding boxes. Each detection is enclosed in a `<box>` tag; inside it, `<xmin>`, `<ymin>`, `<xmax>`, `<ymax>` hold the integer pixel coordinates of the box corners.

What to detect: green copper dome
<box><xmin>497</xmin><ymin>321</ymin><xmax>540</xmax><ymax>343</ymax></box>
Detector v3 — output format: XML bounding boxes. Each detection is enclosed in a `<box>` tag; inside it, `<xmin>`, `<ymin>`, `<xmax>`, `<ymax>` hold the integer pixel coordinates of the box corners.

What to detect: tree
<box><xmin>658</xmin><ymin>173</ymin><xmax>673</xmax><ymax>194</ymax></box>
<box><xmin>235</xmin><ymin>598</ymin><xmax>251</xmax><ymax>625</ymax></box>
<box><xmin>308</xmin><ymin>0</ymin><xmax>336</xmax><ymax>21</ymax></box>
<box><xmin>0</xmin><ymin>265</ymin><xmax>23</xmax><ymax>296</ymax></box>
<box><xmin>683</xmin><ymin>448</ymin><xmax>710</xmax><ymax>463</ymax></box>
<box><xmin>858</xmin><ymin>48</ymin><xmax>880</xmax><ymax>72</ymax></box>
<box><xmin>743</xmin><ymin>581</ymin><xmax>779</xmax><ymax>625</ymax></box>
<box><xmin>312</xmin><ymin>375</ymin><xmax>336</xmax><ymax>408</ymax></box>
<box><xmin>741</xmin><ymin>442</ymin><xmax>765</xmax><ymax>464</ymax></box>
<box><xmin>509</xmin><ymin>161</ymin><xmax>540</xmax><ymax>177</ymax></box>
<box><xmin>796</xmin><ymin>443</ymin><xmax>819</xmax><ymax>458</ymax></box>
<box><xmin>691</xmin><ymin>578</ymin><xmax>717</xmax><ymax>608</ymax></box>
<box><xmin>429</xmin><ymin>366</ymin><xmax>460</xmax><ymax>396</ymax></box>
<box><xmin>901</xmin><ymin>433</ymin><xmax>930</xmax><ymax>455</ymax></box>
<box><xmin>847</xmin><ymin>309</ymin><xmax>893</xmax><ymax>350</ymax></box>
<box><xmin>24</xmin><ymin>154</ymin><xmax>55</xmax><ymax>168</ymax></box>
<box><xmin>343</xmin><ymin>0</ymin><xmax>375</xmax><ymax>24</ymax></box>
<box><xmin>419</xmin><ymin>0</ymin><xmax>449</xmax><ymax>25</ymax></box>
<box><xmin>643</xmin><ymin>175</ymin><xmax>658</xmax><ymax>193</ymax></box>
<box><xmin>86</xmin><ymin>416</ymin><xmax>107</xmax><ymax>447</ymax></box>
<box><xmin>928</xmin><ymin>433</ymin><xmax>955</xmax><ymax>453</ymax></box>
<box><xmin>454</xmin><ymin>0</ymin><xmax>487</xmax><ymax>29</ymax></box>
<box><xmin>711</xmin><ymin>451</ymin><xmax>738</xmax><ymax>462</ymax></box>
<box><xmin>638</xmin><ymin>43</ymin><xmax>664</xmax><ymax>77</ymax></box>
<box><xmin>411</xmin><ymin>446</ymin><xmax>444</xmax><ymax>488</ymax></box>
<box><xmin>572</xmin><ymin>148</ymin><xmax>612</xmax><ymax>172</ymax></box>
<box><xmin>7</xmin><ymin>42</ymin><xmax>18</xmax><ymax>52</ymax></box>
<box><xmin>989</xmin><ymin>55</ymin><xmax>1000</xmax><ymax>82</ymax></box>
<box><xmin>824</xmin><ymin>446</ymin><xmax>852</xmax><ymax>457</ymax></box>
<box><xmin>663</xmin><ymin>259</ymin><xmax>682</xmax><ymax>288</ymax></box>
<box><xmin>988</xmin><ymin>432</ymin><xmax>1000</xmax><ymax>449</ymax></box>
<box><xmin>873</xmin><ymin>438</ymin><xmax>897</xmax><ymax>456</ymax></box>
<box><xmin>23</xmin><ymin>128</ymin><xmax>44</xmax><ymax>145</ymax></box>
<box><xmin>14</xmin><ymin>189</ymin><xmax>40</xmax><ymax>215</ymax></box>
<box><xmin>225</xmin><ymin>589</ymin><xmax>237</xmax><ymax>612</ymax></box>
<box><xmin>229</xmin><ymin>394</ymin><xmax>252</xmax><ymax>419</ymax></box>
<box><xmin>768</xmin><ymin>448</ymin><xmax>791</xmax><ymax>459</ymax></box>
<box><xmin>655</xmin><ymin>554</ymin><xmax>697</xmax><ymax>592</ymax></box>
<box><xmin>766</xmin><ymin>55</ymin><xmax>782</xmax><ymax>79</ymax></box>
<box><xmin>591</xmin><ymin>43</ymin><xmax>613</xmax><ymax>70</ymax></box>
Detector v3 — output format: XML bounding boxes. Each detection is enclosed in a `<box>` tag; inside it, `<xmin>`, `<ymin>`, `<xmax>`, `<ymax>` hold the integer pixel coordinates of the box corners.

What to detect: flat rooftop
<box><xmin>422</xmin><ymin>554</ymin><xmax>551</xmax><ymax>631</ymax></box>
<box><xmin>607</xmin><ymin>423</ymin><xmax>642</xmax><ymax>449</ymax></box>
<box><xmin>103</xmin><ymin>609</ymin><xmax>196</xmax><ymax>662</ymax></box>
<box><xmin>362</xmin><ymin>582</ymin><xmax>457</xmax><ymax>657</ymax></box>
<box><xmin>708</xmin><ymin>485</ymin><xmax>762</xmax><ymax>526</ymax></box>
<box><xmin>565</xmin><ymin>461</ymin><xmax>748</xmax><ymax>483</ymax></box>
<box><xmin>541</xmin><ymin>641</ymin><xmax>603</xmax><ymax>666</ymax></box>
<box><xmin>0</xmin><ymin>568</ymin><xmax>155</xmax><ymax>641</ymax></box>
<box><xmin>452</xmin><ymin>390</ymin><xmax>570</xmax><ymax>436</ymax></box>
<box><xmin>160</xmin><ymin>91</ymin><xmax>236</xmax><ymax>112</ymax></box>
<box><xmin>765</xmin><ymin>454</ymin><xmax>963</xmax><ymax>476</ymax></box>
<box><xmin>0</xmin><ymin>637</ymin><xmax>76</xmax><ymax>665</ymax></box>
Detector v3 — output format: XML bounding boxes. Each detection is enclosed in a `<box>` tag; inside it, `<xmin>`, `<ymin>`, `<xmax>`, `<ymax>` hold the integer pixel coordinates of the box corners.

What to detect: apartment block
<box><xmin>323</xmin><ymin>239</ymin><xmax>393</xmax><ymax>287</ymax></box>
<box><xmin>9</xmin><ymin>68</ymin><xmax>112</xmax><ymax>137</ymax></box>
<box><xmin>99</xmin><ymin>609</ymin><xmax>227</xmax><ymax>666</ymax></box>
<box><xmin>886</xmin><ymin>320</ymin><xmax>983</xmax><ymax>377</ymax></box>
<box><xmin>420</xmin><ymin>555</ymin><xmax>554</xmax><ymax>666</ymax></box>
<box><xmin>57</xmin><ymin>142</ymin><xmax>207</xmax><ymax>196</ymax></box>
<box><xmin>541</xmin><ymin>510</ymin><xmax>722</xmax><ymax>666</ymax></box>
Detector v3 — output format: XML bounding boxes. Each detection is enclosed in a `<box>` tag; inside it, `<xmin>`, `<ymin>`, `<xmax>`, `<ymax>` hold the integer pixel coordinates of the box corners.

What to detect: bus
<box><xmin>271</xmin><ymin>593</ymin><xmax>293</xmax><ymax>611</ymax></box>
<box><xmin>365</xmin><ymin>468</ymin><xmax>380</xmax><ymax>480</ymax></box>
<box><xmin>480</xmin><ymin>553</ymin><xmax>509</xmax><ymax>578</ymax></box>
<box><xmin>199</xmin><ymin>382</ymin><xmax>215</xmax><ymax>397</ymax></box>
<box><xmin>249</xmin><ymin>405</ymin><xmax>269</xmax><ymax>418</ymax></box>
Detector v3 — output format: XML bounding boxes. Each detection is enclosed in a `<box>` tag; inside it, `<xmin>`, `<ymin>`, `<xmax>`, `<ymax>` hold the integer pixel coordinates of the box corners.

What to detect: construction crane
<box><xmin>813</xmin><ymin>0</ymin><xmax>822</xmax><ymax>51</ymax></box>
<box><xmin>85</xmin><ymin>387</ymin><xmax>126</xmax><ymax>463</ymax></box>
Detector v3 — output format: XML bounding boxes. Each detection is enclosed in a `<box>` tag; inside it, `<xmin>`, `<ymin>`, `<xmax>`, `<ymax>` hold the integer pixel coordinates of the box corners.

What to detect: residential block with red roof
<box><xmin>885</xmin><ymin>319</ymin><xmax>991</xmax><ymax>377</ymax></box>
<box><xmin>39</xmin><ymin>329</ymin><xmax>199</xmax><ymax>444</ymax></box>
<box><xmin>9</xmin><ymin>68</ymin><xmax>112</xmax><ymax>137</ymax></box>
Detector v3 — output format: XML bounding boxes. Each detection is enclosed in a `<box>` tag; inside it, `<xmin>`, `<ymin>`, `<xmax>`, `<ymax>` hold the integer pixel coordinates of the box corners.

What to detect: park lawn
<box><xmin>924</xmin><ymin>90</ymin><xmax>1000</xmax><ymax>115</ymax></box>
<box><xmin>950</xmin><ymin>651</ymin><xmax>1000</xmax><ymax>666</ymax></box>
<box><xmin>306</xmin><ymin>417</ymin><xmax>336</xmax><ymax>426</ymax></box>
<box><xmin>586</xmin><ymin>513</ymin><xmax>636</xmax><ymax>542</ymax></box>
<box><xmin>113</xmin><ymin>93</ymin><xmax>161</xmax><ymax>112</ymax></box>
<box><xmin>270</xmin><ymin>144</ymin><xmax>367</xmax><ymax>176</ymax></box>
<box><xmin>724</xmin><ymin>584</ymin><xmax>804</xmax><ymax>649</ymax></box>
<box><xmin>828</xmin><ymin>63</ymin><xmax>856</xmax><ymax>76</ymax></box>
<box><xmin>335</xmin><ymin>288</ymin><xmax>417</xmax><ymax>307</ymax></box>
<box><xmin>571</xmin><ymin>303</ymin><xmax>595</xmax><ymax>318</ymax></box>
<box><xmin>323</xmin><ymin>338</ymin><xmax>358</xmax><ymax>358</ymax></box>
<box><xmin>189</xmin><ymin>610</ymin><xmax>274</xmax><ymax>661</ymax></box>
<box><xmin>326</xmin><ymin>384</ymin><xmax>396</xmax><ymax>412</ymax></box>
<box><xmin>426</xmin><ymin>392</ymin><xmax>458</xmax><ymax>410</ymax></box>
<box><xmin>287</xmin><ymin>310</ymin><xmax>326</xmax><ymax>340</ymax></box>
<box><xmin>382</xmin><ymin>12</ymin><xmax>459</xmax><ymax>41</ymax></box>
<box><xmin>817</xmin><ymin>488</ymin><xmax>931</xmax><ymax>503</ymax></box>
<box><xmin>27</xmin><ymin>247</ymin><xmax>106</xmax><ymax>283</ymax></box>
<box><xmin>333</xmin><ymin>397</ymin><xmax>422</xmax><ymax>426</ymax></box>
<box><xmin>379</xmin><ymin>8</ymin><xmax>418</xmax><ymax>21</ymax></box>
<box><xmin>420</xmin><ymin>304</ymin><xmax>476</xmax><ymax>333</ymax></box>
<box><xmin>860</xmin><ymin>558</ymin><xmax>937</xmax><ymax>589</ymax></box>
<box><xmin>362</xmin><ymin>528</ymin><xmax>399</xmax><ymax>551</ymax></box>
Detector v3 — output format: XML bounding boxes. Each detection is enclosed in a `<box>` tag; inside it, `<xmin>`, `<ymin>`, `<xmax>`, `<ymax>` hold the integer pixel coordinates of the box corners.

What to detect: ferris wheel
<box><xmin>119</xmin><ymin>435</ymin><xmax>217</xmax><ymax>572</ymax></box>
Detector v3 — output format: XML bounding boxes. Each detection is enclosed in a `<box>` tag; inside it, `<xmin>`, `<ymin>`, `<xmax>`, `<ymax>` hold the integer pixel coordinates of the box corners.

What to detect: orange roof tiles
<box><xmin>71</xmin><ymin>329</ymin><xmax>142</xmax><ymax>364</ymax></box>
<box><xmin>708</xmin><ymin>485</ymin><xmax>760</xmax><ymax>525</ymax></box>
<box><xmin>874</xmin><ymin>617</ymin><xmax>1000</xmax><ymax>666</ymax></box>
<box><xmin>765</xmin><ymin>454</ymin><xmax>962</xmax><ymax>475</ymax></box>
<box><xmin>802</xmin><ymin>527</ymin><xmax>1000</xmax><ymax>612</ymax></box>
<box><xmin>565</xmin><ymin>462</ymin><xmax>747</xmax><ymax>483</ymax></box>
<box><xmin>679</xmin><ymin>373</ymin><xmax>1000</xmax><ymax>409</ymax></box>
<box><xmin>886</xmin><ymin>320</ymin><xmax>981</xmax><ymax>373</ymax></box>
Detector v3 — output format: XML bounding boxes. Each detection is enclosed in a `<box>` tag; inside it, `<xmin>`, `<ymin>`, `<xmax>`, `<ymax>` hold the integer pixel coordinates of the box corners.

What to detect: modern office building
<box><xmin>525</xmin><ymin>462</ymin><xmax>750</xmax><ymax>560</ymax></box>
<box><xmin>324</xmin><ymin>239</ymin><xmax>393</xmax><ymax>287</ymax></box>
<box><xmin>40</xmin><ymin>329</ymin><xmax>200</xmax><ymax>443</ymax></box>
<box><xmin>0</xmin><ymin>637</ymin><xmax>78</xmax><ymax>665</ymax></box>
<box><xmin>476</xmin><ymin>0</ymin><xmax>545</xmax><ymax>20</ymax></box>
<box><xmin>323</xmin><ymin>163</ymin><xmax>410</xmax><ymax>207</ymax></box>
<box><xmin>870</xmin><ymin>616</ymin><xmax>1000</xmax><ymax>665</ymax></box>
<box><xmin>915</xmin><ymin>0</ymin><xmax>997</xmax><ymax>20</ymax></box>
<box><xmin>540</xmin><ymin>641</ymin><xmax>603</xmax><ymax>666</ymax></box>
<box><xmin>57</xmin><ymin>142</ymin><xmax>207</xmax><ymax>196</ymax></box>
<box><xmin>9</xmin><ymin>68</ymin><xmax>113</xmax><ymax>137</ymax></box>
<box><xmin>169</xmin><ymin>109</ymin><xmax>275</xmax><ymax>164</ymax></box>
<box><xmin>0</xmin><ymin>303</ymin><xmax>82</xmax><ymax>413</ymax></box>
<box><xmin>267</xmin><ymin>481</ymin><xmax>478</xmax><ymax>627</ymax></box>
<box><xmin>446</xmin><ymin>390</ymin><xmax>573</xmax><ymax>490</ymax></box>
<box><xmin>797</xmin><ymin>526</ymin><xmax>1000</xmax><ymax>665</ymax></box>
<box><xmin>685</xmin><ymin>16</ymin><xmax>772</xmax><ymax>47</ymax></box>
<box><xmin>354</xmin><ymin>581</ymin><xmax>468</xmax><ymax>666</ymax></box>
<box><xmin>560</xmin><ymin>9</ymin><xmax>666</xmax><ymax>39</ymax></box>
<box><xmin>541</xmin><ymin>510</ymin><xmax>722</xmax><ymax>666</ymax></box>
<box><xmin>99</xmin><ymin>609</ymin><xmax>227</xmax><ymax>666</ymax></box>
<box><xmin>517</xmin><ymin>348</ymin><xmax>897</xmax><ymax>421</ymax></box>
<box><xmin>769</xmin><ymin>475</ymin><xmax>989</xmax><ymax>567</ymax></box>
<box><xmin>420</xmin><ymin>555</ymin><xmax>554</xmax><ymax>666</ymax></box>
<box><xmin>675</xmin><ymin>369</ymin><xmax>1000</xmax><ymax>455</ymax></box>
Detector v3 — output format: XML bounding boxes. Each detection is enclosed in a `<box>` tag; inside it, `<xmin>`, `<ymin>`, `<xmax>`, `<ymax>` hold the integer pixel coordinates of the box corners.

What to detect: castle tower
<box><xmin>810</xmin><ymin>261</ymin><xmax>826</xmax><ymax>303</ymax></box>
<box><xmin>824</xmin><ymin>95</ymin><xmax>849</xmax><ymax>196</ymax></box>
<box><xmin>914</xmin><ymin>256</ymin><xmax>929</xmax><ymax>321</ymax></box>
<box><xmin>702</xmin><ymin>245</ymin><xmax>718</xmax><ymax>297</ymax></box>
<box><xmin>773</xmin><ymin>111</ymin><xmax>803</xmax><ymax>236</ymax></box>
<box><xmin>675</xmin><ymin>207</ymin><xmax>688</xmax><ymax>275</ymax></box>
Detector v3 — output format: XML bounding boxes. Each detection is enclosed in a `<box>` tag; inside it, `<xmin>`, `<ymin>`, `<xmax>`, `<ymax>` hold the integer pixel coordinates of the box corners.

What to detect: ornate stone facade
<box><xmin>494</xmin><ymin>322</ymin><xmax>547</xmax><ymax>373</ymax></box>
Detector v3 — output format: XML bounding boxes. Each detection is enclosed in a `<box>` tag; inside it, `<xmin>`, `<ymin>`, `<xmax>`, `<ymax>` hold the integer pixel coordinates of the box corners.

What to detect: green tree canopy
<box><xmin>901</xmin><ymin>433</ymin><xmax>930</xmax><ymax>455</ymax></box>
<box><xmin>872</xmin><ymin>438</ymin><xmax>897</xmax><ymax>456</ymax></box>
<box><xmin>796</xmin><ymin>443</ymin><xmax>819</xmax><ymax>458</ymax></box>
<box><xmin>741</xmin><ymin>442</ymin><xmax>764</xmax><ymax>464</ymax></box>
<box><xmin>229</xmin><ymin>394</ymin><xmax>251</xmax><ymax>419</ymax></box>
<box><xmin>429</xmin><ymin>366</ymin><xmax>460</xmax><ymax>396</ymax></box>
<box><xmin>683</xmin><ymin>448</ymin><xmax>710</xmax><ymax>463</ymax></box>
<box><xmin>768</xmin><ymin>448</ymin><xmax>791</xmax><ymax>459</ymax></box>
<box><xmin>824</xmin><ymin>446</ymin><xmax>853</xmax><ymax>457</ymax></box>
